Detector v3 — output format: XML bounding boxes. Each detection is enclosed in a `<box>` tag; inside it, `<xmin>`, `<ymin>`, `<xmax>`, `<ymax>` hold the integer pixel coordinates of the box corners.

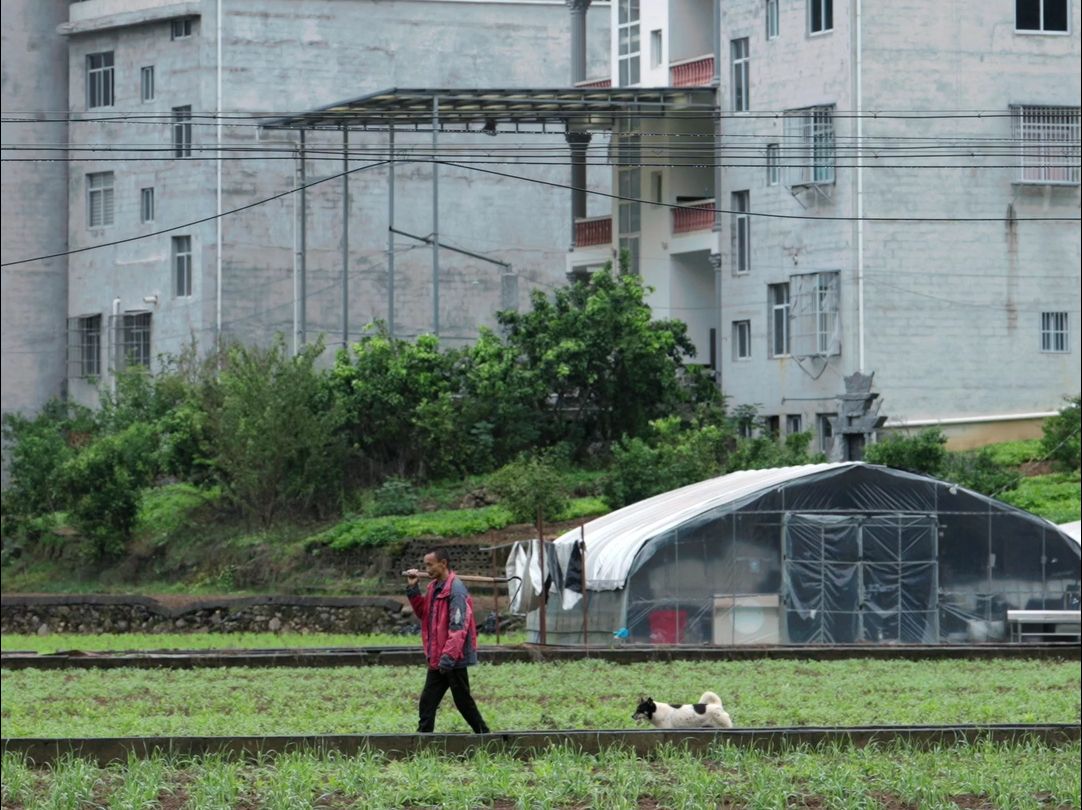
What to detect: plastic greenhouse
<box><xmin>521</xmin><ymin>463</ymin><xmax>1081</xmax><ymax>645</ymax></box>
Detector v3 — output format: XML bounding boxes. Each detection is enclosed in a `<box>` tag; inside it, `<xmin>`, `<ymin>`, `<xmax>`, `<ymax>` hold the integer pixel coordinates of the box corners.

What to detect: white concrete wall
<box><xmin>1</xmin><ymin>0</ymin><xmax>70</xmax><ymax>420</ymax></box>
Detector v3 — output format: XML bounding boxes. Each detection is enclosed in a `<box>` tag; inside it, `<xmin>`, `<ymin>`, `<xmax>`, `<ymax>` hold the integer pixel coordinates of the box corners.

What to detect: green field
<box><xmin>3</xmin><ymin>658</ymin><xmax>1078</xmax><ymax>739</ymax></box>
<box><xmin>0</xmin><ymin>631</ymin><xmax>526</xmax><ymax>654</ymax></box>
<box><xmin>3</xmin><ymin>741</ymin><xmax>1079</xmax><ymax>810</ymax></box>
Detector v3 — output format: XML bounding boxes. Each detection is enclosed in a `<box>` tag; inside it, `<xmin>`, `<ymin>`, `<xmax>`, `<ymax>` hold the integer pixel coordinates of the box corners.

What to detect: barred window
<box><xmin>1012</xmin><ymin>106</ymin><xmax>1080</xmax><ymax>185</ymax></box>
<box><xmin>786</xmin><ymin>414</ymin><xmax>803</xmax><ymax>434</ymax></box>
<box><xmin>769</xmin><ymin>282</ymin><xmax>790</xmax><ymax>357</ymax></box>
<box><xmin>1040</xmin><ymin>312</ymin><xmax>1069</xmax><ymax>353</ymax></box>
<box><xmin>79</xmin><ymin>315</ymin><xmax>101</xmax><ymax>378</ymax></box>
<box><xmin>122</xmin><ymin>312</ymin><xmax>152</xmax><ymax>369</ymax></box>
<box><xmin>173</xmin><ymin>105</ymin><xmax>192</xmax><ymax>158</ymax></box>
<box><xmin>86</xmin><ymin>51</ymin><xmax>114</xmax><ymax>108</ymax></box>
<box><xmin>617</xmin><ymin>133</ymin><xmax>641</xmax><ymax>275</ymax></box>
<box><xmin>87</xmin><ymin>171</ymin><xmax>115</xmax><ymax>227</ymax></box>
<box><xmin>790</xmin><ymin>271</ymin><xmax>841</xmax><ymax>357</ymax></box>
<box><xmin>784</xmin><ymin>105</ymin><xmax>835</xmax><ymax>186</ymax></box>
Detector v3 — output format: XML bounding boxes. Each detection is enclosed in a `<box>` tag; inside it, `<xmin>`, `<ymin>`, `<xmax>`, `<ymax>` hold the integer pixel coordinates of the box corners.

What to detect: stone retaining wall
<box><xmin>0</xmin><ymin>595</ymin><xmax>522</xmax><ymax>637</ymax></box>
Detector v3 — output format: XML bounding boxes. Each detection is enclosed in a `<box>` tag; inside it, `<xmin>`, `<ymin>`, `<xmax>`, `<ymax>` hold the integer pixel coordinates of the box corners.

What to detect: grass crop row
<box><xmin>0</xmin><ymin>631</ymin><xmax>527</xmax><ymax>655</ymax></box>
<box><xmin>3</xmin><ymin>658</ymin><xmax>1078</xmax><ymax>739</ymax></box>
<box><xmin>3</xmin><ymin>740</ymin><xmax>1079</xmax><ymax>810</ymax></box>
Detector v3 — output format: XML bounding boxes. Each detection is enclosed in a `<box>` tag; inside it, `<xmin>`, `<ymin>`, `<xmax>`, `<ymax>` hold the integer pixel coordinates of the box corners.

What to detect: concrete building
<box><xmin>568</xmin><ymin>0</ymin><xmax>1081</xmax><ymax>454</ymax></box>
<box><xmin>2</xmin><ymin>0</ymin><xmax>609</xmax><ymax>413</ymax></box>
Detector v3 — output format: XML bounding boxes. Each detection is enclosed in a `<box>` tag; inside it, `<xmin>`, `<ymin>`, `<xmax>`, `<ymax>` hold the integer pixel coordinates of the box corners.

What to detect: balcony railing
<box><xmin>574</xmin><ymin>216</ymin><xmax>612</xmax><ymax>247</ymax></box>
<box><xmin>672</xmin><ymin>199</ymin><xmax>715</xmax><ymax>234</ymax></box>
<box><xmin>669</xmin><ymin>55</ymin><xmax>714</xmax><ymax>87</ymax></box>
<box><xmin>575</xmin><ymin>77</ymin><xmax>612</xmax><ymax>89</ymax></box>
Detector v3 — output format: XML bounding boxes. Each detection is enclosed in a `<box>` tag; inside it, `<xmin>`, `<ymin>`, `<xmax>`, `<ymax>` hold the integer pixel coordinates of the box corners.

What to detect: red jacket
<box><xmin>407</xmin><ymin>570</ymin><xmax>479</xmax><ymax>670</ymax></box>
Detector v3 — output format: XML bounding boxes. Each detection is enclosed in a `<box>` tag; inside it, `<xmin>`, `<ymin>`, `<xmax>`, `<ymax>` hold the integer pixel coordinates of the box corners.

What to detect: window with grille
<box><xmin>1016</xmin><ymin>0</ymin><xmax>1068</xmax><ymax>32</ymax></box>
<box><xmin>1012</xmin><ymin>106</ymin><xmax>1080</xmax><ymax>185</ymax></box>
<box><xmin>173</xmin><ymin>105</ymin><xmax>192</xmax><ymax>157</ymax></box>
<box><xmin>173</xmin><ymin>235</ymin><xmax>193</xmax><ymax>297</ymax></box>
<box><xmin>733</xmin><ymin>320</ymin><xmax>751</xmax><ymax>360</ymax></box>
<box><xmin>731</xmin><ymin>38</ymin><xmax>749</xmax><ymax>112</ymax></box>
<box><xmin>786</xmin><ymin>414</ymin><xmax>803</xmax><ymax>434</ymax></box>
<box><xmin>767</xmin><ymin>143</ymin><xmax>781</xmax><ymax>185</ymax></box>
<box><xmin>122</xmin><ymin>312</ymin><xmax>152</xmax><ymax>368</ymax></box>
<box><xmin>171</xmin><ymin>18</ymin><xmax>194</xmax><ymax>39</ymax></box>
<box><xmin>617</xmin><ymin>133</ymin><xmax>641</xmax><ymax>274</ymax></box>
<box><xmin>732</xmin><ymin>191</ymin><xmax>750</xmax><ymax>274</ymax></box>
<box><xmin>1040</xmin><ymin>312</ymin><xmax>1069</xmax><ymax>353</ymax></box>
<box><xmin>78</xmin><ymin>315</ymin><xmax>101</xmax><ymax>378</ymax></box>
<box><xmin>790</xmin><ymin>271</ymin><xmax>841</xmax><ymax>356</ymax></box>
<box><xmin>618</xmin><ymin>0</ymin><xmax>641</xmax><ymax>86</ymax></box>
<box><xmin>808</xmin><ymin>0</ymin><xmax>833</xmax><ymax>33</ymax></box>
<box><xmin>86</xmin><ymin>52</ymin><xmax>114</xmax><ymax>109</ymax></box>
<box><xmin>769</xmin><ymin>282</ymin><xmax>790</xmax><ymax>357</ymax></box>
<box><xmin>766</xmin><ymin>0</ymin><xmax>780</xmax><ymax>39</ymax></box>
<box><xmin>87</xmin><ymin>171</ymin><xmax>115</xmax><ymax>227</ymax></box>
<box><xmin>141</xmin><ymin>66</ymin><xmax>155</xmax><ymax>102</ymax></box>
<box><xmin>140</xmin><ymin>187</ymin><xmax>155</xmax><ymax>223</ymax></box>
<box><xmin>817</xmin><ymin>413</ymin><xmax>835</xmax><ymax>453</ymax></box>
<box><xmin>784</xmin><ymin>105</ymin><xmax>835</xmax><ymax>186</ymax></box>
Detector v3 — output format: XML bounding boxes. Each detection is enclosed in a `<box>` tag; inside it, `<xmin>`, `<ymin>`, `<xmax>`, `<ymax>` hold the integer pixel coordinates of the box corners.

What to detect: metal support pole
<box><xmin>341</xmin><ymin>127</ymin><xmax>350</xmax><ymax>350</ymax></box>
<box><xmin>537</xmin><ymin>509</ymin><xmax>547</xmax><ymax>645</ymax></box>
<box><xmin>299</xmin><ymin>131</ymin><xmax>307</xmax><ymax>348</ymax></box>
<box><xmin>432</xmin><ymin>97</ymin><xmax>440</xmax><ymax>338</ymax></box>
<box><xmin>711</xmin><ymin>251</ymin><xmax>723</xmax><ymax>391</ymax></box>
<box><xmin>491</xmin><ymin>547</ymin><xmax>500</xmax><ymax>645</ymax></box>
<box><xmin>580</xmin><ymin>525</ymin><xmax>588</xmax><ymax>651</ymax></box>
<box><xmin>387</xmin><ymin>126</ymin><xmax>396</xmax><ymax>338</ymax></box>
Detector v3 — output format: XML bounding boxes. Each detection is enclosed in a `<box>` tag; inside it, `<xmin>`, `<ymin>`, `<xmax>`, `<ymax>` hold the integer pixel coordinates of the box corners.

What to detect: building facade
<box><xmin>569</xmin><ymin>0</ymin><xmax>1081</xmax><ymax>453</ymax></box>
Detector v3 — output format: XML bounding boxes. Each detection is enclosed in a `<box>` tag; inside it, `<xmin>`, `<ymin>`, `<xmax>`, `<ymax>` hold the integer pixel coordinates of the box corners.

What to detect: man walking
<box><xmin>405</xmin><ymin>548</ymin><xmax>491</xmax><ymax>733</ymax></box>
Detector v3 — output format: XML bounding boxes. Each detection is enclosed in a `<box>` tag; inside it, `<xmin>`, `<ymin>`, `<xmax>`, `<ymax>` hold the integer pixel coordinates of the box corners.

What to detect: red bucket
<box><xmin>648</xmin><ymin>609</ymin><xmax>687</xmax><ymax>644</ymax></box>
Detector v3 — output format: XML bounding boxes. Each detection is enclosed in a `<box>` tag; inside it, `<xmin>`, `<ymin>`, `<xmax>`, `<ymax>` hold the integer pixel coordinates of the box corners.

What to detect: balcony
<box><xmin>575</xmin><ymin>78</ymin><xmax>612</xmax><ymax>89</ymax></box>
<box><xmin>575</xmin><ymin>216</ymin><xmax>612</xmax><ymax>247</ymax></box>
<box><xmin>672</xmin><ymin>199</ymin><xmax>714</xmax><ymax>234</ymax></box>
<box><xmin>669</xmin><ymin>55</ymin><xmax>714</xmax><ymax>88</ymax></box>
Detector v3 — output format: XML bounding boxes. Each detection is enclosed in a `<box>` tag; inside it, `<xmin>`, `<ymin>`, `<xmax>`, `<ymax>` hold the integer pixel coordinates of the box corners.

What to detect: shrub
<box><xmin>864</xmin><ymin>428</ymin><xmax>947</xmax><ymax>475</ymax></box>
<box><xmin>370</xmin><ymin>477</ymin><xmax>419</xmax><ymax>517</ymax></box>
<box><xmin>940</xmin><ymin>450</ymin><xmax>1020</xmax><ymax>496</ymax></box>
<box><xmin>999</xmin><ymin>473</ymin><xmax>1081</xmax><ymax>524</ymax></box>
<box><xmin>1041</xmin><ymin>395</ymin><xmax>1081</xmax><ymax>473</ymax></box>
<box><xmin>490</xmin><ymin>455</ymin><xmax>570</xmax><ymax>525</ymax></box>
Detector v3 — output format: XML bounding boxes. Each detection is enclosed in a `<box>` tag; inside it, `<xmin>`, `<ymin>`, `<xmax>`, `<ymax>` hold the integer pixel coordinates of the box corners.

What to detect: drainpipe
<box><xmin>853</xmin><ymin>0</ymin><xmax>865</xmax><ymax>372</ymax></box>
<box><xmin>711</xmin><ymin>0</ymin><xmax>724</xmax><ymax>391</ymax></box>
<box><xmin>215</xmin><ymin>0</ymin><xmax>224</xmax><ymax>347</ymax></box>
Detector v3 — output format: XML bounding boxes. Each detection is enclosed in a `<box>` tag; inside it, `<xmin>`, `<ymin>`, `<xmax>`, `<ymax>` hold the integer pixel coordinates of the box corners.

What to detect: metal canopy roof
<box><xmin>262</xmin><ymin>86</ymin><xmax>717</xmax><ymax>132</ymax></box>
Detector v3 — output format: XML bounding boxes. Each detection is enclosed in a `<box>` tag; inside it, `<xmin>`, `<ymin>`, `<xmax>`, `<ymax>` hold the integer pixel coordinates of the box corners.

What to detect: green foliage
<box><xmin>999</xmin><ymin>473</ymin><xmax>1081</xmax><ymax>524</ymax></box>
<box><xmin>212</xmin><ymin>338</ymin><xmax>346</xmax><ymax>525</ymax></box>
<box><xmin>135</xmin><ymin>483</ymin><xmax>220</xmax><ymax>546</ymax></box>
<box><xmin>1041</xmin><ymin>395</ymin><xmax>1081</xmax><ymax>473</ymax></box>
<box><xmin>60</xmin><ymin>422</ymin><xmax>160</xmax><ymax>559</ymax></box>
<box><xmin>369</xmin><ymin>477</ymin><xmax>419</xmax><ymax>517</ymax></box>
<box><xmin>982</xmin><ymin>439</ymin><xmax>1042</xmax><ymax>468</ymax></box>
<box><xmin>864</xmin><ymin>428</ymin><xmax>948</xmax><ymax>475</ymax></box>
<box><xmin>940</xmin><ymin>449</ymin><xmax>1021</xmax><ymax>496</ymax></box>
<box><xmin>489</xmin><ymin>455</ymin><xmax>570</xmax><ymax>524</ymax></box>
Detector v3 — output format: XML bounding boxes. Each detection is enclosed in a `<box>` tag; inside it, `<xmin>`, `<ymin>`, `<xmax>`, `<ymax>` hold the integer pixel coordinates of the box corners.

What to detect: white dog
<box><xmin>633</xmin><ymin>691</ymin><xmax>733</xmax><ymax>729</ymax></box>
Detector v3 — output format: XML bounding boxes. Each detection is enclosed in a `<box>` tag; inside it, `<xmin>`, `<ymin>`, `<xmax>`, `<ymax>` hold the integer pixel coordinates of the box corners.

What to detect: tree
<box><xmin>1041</xmin><ymin>395</ymin><xmax>1081</xmax><ymax>473</ymax></box>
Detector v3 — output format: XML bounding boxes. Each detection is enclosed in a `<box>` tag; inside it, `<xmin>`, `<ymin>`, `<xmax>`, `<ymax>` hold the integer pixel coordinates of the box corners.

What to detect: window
<box><xmin>784</xmin><ymin>105</ymin><xmax>835</xmax><ymax>186</ymax></box>
<box><xmin>731</xmin><ymin>38</ymin><xmax>749</xmax><ymax>112</ymax></box>
<box><xmin>140</xmin><ymin>187</ymin><xmax>155</xmax><ymax>223</ymax></box>
<box><xmin>122</xmin><ymin>312</ymin><xmax>152</xmax><ymax>369</ymax></box>
<box><xmin>173</xmin><ymin>105</ymin><xmax>192</xmax><ymax>157</ymax></box>
<box><xmin>766</xmin><ymin>143</ymin><xmax>781</xmax><ymax>185</ymax></box>
<box><xmin>171</xmin><ymin>18</ymin><xmax>193</xmax><ymax>39</ymax></box>
<box><xmin>809</xmin><ymin>0</ymin><xmax>833</xmax><ymax>33</ymax></box>
<box><xmin>617</xmin><ymin>132</ymin><xmax>641</xmax><ymax>274</ymax></box>
<box><xmin>86</xmin><ymin>51</ymin><xmax>114</xmax><ymax>108</ymax></box>
<box><xmin>732</xmin><ymin>190</ymin><xmax>750</xmax><ymax>274</ymax></box>
<box><xmin>1041</xmin><ymin>312</ymin><xmax>1069</xmax><ymax>352</ymax></box>
<box><xmin>173</xmin><ymin>235</ymin><xmax>193</xmax><ymax>297</ymax></box>
<box><xmin>1012</xmin><ymin>106</ymin><xmax>1080</xmax><ymax>184</ymax></box>
<box><xmin>765</xmin><ymin>415</ymin><xmax>780</xmax><ymax>438</ymax></box>
<box><xmin>766</xmin><ymin>0</ymin><xmax>780</xmax><ymax>39</ymax></box>
<box><xmin>87</xmin><ymin>171</ymin><xmax>115</xmax><ymax>227</ymax></box>
<box><xmin>817</xmin><ymin>413</ymin><xmax>835</xmax><ymax>454</ymax></box>
<box><xmin>618</xmin><ymin>0</ymin><xmax>641</xmax><ymax>86</ymax></box>
<box><xmin>733</xmin><ymin>320</ymin><xmax>751</xmax><ymax>360</ymax></box>
<box><xmin>1016</xmin><ymin>0</ymin><xmax>1068</xmax><ymax>31</ymax></box>
<box><xmin>650</xmin><ymin>171</ymin><xmax>663</xmax><ymax>205</ymax></box>
<box><xmin>78</xmin><ymin>315</ymin><xmax>101</xmax><ymax>378</ymax></box>
<box><xmin>650</xmin><ymin>29</ymin><xmax>663</xmax><ymax>69</ymax></box>
<box><xmin>786</xmin><ymin>414</ymin><xmax>803</xmax><ymax>434</ymax></box>
<box><xmin>140</xmin><ymin>66</ymin><xmax>155</xmax><ymax>102</ymax></box>
<box><xmin>769</xmin><ymin>282</ymin><xmax>790</xmax><ymax>357</ymax></box>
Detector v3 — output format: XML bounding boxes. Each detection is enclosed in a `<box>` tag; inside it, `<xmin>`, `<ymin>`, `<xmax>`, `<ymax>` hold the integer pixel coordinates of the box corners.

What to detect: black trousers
<box><xmin>417</xmin><ymin>667</ymin><xmax>490</xmax><ymax>733</ymax></box>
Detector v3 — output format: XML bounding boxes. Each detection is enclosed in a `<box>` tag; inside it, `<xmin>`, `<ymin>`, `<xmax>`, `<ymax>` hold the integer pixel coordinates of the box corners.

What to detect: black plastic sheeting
<box><xmin>542</xmin><ymin>465</ymin><xmax>1081</xmax><ymax>645</ymax></box>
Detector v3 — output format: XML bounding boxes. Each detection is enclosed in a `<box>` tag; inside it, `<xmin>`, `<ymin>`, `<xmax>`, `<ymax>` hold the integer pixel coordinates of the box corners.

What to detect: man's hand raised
<box><xmin>403</xmin><ymin>568</ymin><xmax>422</xmax><ymax>587</ymax></box>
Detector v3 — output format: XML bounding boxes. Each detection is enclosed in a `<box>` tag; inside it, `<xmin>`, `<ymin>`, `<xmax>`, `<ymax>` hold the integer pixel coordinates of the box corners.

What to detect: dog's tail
<box><xmin>699</xmin><ymin>691</ymin><xmax>722</xmax><ymax>706</ymax></box>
